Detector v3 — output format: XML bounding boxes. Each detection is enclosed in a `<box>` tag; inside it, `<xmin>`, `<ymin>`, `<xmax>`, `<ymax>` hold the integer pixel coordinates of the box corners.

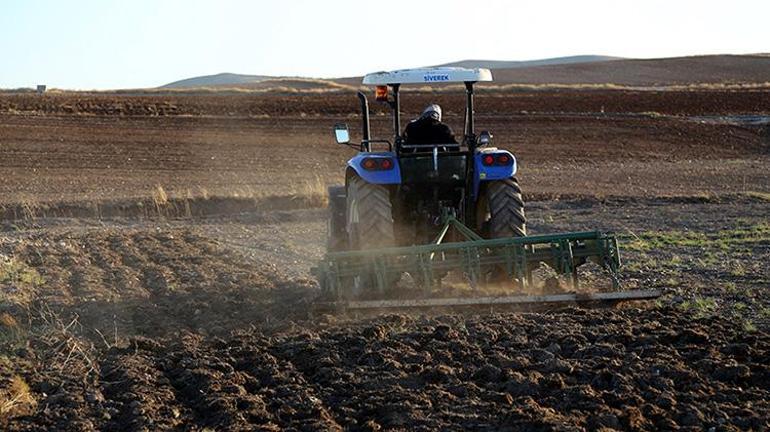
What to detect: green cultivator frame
<box><xmin>314</xmin><ymin>216</ymin><xmax>660</xmax><ymax>311</ymax></box>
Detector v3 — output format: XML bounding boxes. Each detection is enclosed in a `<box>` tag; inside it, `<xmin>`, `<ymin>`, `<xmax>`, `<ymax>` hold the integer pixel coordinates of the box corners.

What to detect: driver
<box><xmin>403</xmin><ymin>104</ymin><xmax>457</xmax><ymax>145</ymax></box>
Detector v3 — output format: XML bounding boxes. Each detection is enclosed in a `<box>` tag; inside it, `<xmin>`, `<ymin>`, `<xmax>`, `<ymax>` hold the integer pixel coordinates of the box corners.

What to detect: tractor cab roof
<box><xmin>362</xmin><ymin>67</ymin><xmax>493</xmax><ymax>86</ymax></box>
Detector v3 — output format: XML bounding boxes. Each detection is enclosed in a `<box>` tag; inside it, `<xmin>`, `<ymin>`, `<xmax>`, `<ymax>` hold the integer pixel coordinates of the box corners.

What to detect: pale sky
<box><xmin>1</xmin><ymin>0</ymin><xmax>767</xmax><ymax>89</ymax></box>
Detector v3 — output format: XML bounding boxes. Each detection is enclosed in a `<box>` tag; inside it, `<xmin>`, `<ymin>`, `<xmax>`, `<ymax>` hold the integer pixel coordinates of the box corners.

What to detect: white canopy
<box><xmin>362</xmin><ymin>67</ymin><xmax>493</xmax><ymax>85</ymax></box>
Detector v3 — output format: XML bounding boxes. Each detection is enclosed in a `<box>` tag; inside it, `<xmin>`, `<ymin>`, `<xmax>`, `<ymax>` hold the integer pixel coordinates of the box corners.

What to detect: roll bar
<box><xmin>384</xmin><ymin>81</ymin><xmax>476</xmax><ymax>152</ymax></box>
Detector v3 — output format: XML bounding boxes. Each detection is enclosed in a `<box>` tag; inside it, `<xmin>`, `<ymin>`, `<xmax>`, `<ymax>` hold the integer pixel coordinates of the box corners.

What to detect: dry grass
<box><xmin>33</xmin><ymin>304</ymin><xmax>98</xmax><ymax>377</ymax></box>
<box><xmin>742</xmin><ymin>191</ymin><xmax>770</xmax><ymax>202</ymax></box>
<box><xmin>0</xmin><ymin>307</ymin><xmax>99</xmax><ymax>424</ymax></box>
<box><xmin>0</xmin><ymin>313</ymin><xmax>24</xmax><ymax>352</ymax></box>
<box><xmin>0</xmin><ymin>375</ymin><xmax>36</xmax><ymax>419</ymax></box>
<box><xmin>289</xmin><ymin>175</ymin><xmax>328</xmax><ymax>208</ymax></box>
<box><xmin>0</xmin><ymin>313</ymin><xmax>18</xmax><ymax>329</ymax></box>
<box><xmin>18</xmin><ymin>196</ymin><xmax>39</xmax><ymax>220</ymax></box>
<box><xmin>151</xmin><ymin>184</ymin><xmax>169</xmax><ymax>216</ymax></box>
<box><xmin>1</xmin><ymin>256</ymin><xmax>45</xmax><ymax>307</ymax></box>
<box><xmin>152</xmin><ymin>184</ymin><xmax>169</xmax><ymax>206</ymax></box>
<box><xmin>0</xmin><ymin>176</ymin><xmax>334</xmax><ymax>223</ymax></box>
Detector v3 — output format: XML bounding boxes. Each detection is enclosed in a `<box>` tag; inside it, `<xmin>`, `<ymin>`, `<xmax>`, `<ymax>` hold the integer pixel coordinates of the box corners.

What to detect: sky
<box><xmin>0</xmin><ymin>0</ymin><xmax>768</xmax><ymax>89</ymax></box>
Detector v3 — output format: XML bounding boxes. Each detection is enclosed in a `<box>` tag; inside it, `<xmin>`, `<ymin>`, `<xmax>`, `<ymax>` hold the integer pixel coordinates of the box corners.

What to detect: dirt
<box><xmin>0</xmin><ymin>194</ymin><xmax>767</xmax><ymax>431</ymax></box>
<box><xmin>0</xmin><ymin>89</ymin><xmax>769</xmax><ymax>430</ymax></box>
<box><xmin>0</xmin><ymin>91</ymin><xmax>768</xmax><ymax>206</ymax></box>
<box><xmin>4</xmin><ymin>88</ymin><xmax>770</xmax><ymax>117</ymax></box>
<box><xmin>5</xmin><ymin>307</ymin><xmax>769</xmax><ymax>431</ymax></box>
<box><xmin>0</xmin><ymin>227</ymin><xmax>314</xmax><ymax>337</ymax></box>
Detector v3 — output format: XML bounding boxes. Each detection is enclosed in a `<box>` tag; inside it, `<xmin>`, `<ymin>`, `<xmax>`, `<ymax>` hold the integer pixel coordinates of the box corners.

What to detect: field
<box><xmin>0</xmin><ymin>88</ymin><xmax>769</xmax><ymax>430</ymax></box>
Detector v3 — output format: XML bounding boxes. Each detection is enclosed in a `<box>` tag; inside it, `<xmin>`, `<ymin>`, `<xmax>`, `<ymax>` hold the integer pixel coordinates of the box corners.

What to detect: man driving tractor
<box><xmin>403</xmin><ymin>104</ymin><xmax>458</xmax><ymax>145</ymax></box>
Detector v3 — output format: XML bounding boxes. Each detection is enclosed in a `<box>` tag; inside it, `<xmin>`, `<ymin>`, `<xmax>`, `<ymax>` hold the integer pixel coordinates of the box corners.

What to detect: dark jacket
<box><xmin>403</xmin><ymin>117</ymin><xmax>457</xmax><ymax>145</ymax></box>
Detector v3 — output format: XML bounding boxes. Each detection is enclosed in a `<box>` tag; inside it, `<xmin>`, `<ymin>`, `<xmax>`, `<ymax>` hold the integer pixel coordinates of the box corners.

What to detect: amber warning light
<box><xmin>375</xmin><ymin>85</ymin><xmax>389</xmax><ymax>102</ymax></box>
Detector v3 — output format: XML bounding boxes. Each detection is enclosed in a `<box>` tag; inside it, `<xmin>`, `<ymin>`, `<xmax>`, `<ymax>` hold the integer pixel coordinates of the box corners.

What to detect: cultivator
<box><xmin>314</xmin><ymin>216</ymin><xmax>660</xmax><ymax>311</ymax></box>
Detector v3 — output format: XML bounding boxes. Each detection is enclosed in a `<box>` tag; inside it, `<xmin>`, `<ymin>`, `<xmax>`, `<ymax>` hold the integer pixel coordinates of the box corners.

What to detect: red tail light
<box><xmin>361</xmin><ymin>157</ymin><xmax>394</xmax><ymax>171</ymax></box>
<box><xmin>482</xmin><ymin>153</ymin><xmax>513</xmax><ymax>167</ymax></box>
<box><xmin>362</xmin><ymin>158</ymin><xmax>377</xmax><ymax>170</ymax></box>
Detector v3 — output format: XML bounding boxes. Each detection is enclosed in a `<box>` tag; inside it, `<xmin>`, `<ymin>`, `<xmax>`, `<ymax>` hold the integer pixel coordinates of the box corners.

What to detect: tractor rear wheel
<box><xmin>345</xmin><ymin>175</ymin><xmax>395</xmax><ymax>297</ymax></box>
<box><xmin>486</xmin><ymin>177</ymin><xmax>527</xmax><ymax>238</ymax></box>
<box><xmin>346</xmin><ymin>175</ymin><xmax>395</xmax><ymax>250</ymax></box>
<box><xmin>480</xmin><ymin>177</ymin><xmax>526</xmax><ymax>286</ymax></box>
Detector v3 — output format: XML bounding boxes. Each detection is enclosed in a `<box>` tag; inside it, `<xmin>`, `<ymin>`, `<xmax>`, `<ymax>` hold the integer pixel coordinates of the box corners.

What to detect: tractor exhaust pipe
<box><xmin>464</xmin><ymin>82</ymin><xmax>475</xmax><ymax>150</ymax></box>
<box><xmin>357</xmin><ymin>91</ymin><xmax>371</xmax><ymax>148</ymax></box>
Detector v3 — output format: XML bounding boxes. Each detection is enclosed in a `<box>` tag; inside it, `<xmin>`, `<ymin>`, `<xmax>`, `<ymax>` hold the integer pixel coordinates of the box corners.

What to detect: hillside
<box><xmin>487</xmin><ymin>54</ymin><xmax>770</xmax><ymax>86</ymax></box>
<box><xmin>161</xmin><ymin>72</ymin><xmax>276</xmax><ymax>89</ymax></box>
<box><xmin>435</xmin><ymin>55</ymin><xmax>621</xmax><ymax>69</ymax></box>
<box><xmin>160</xmin><ymin>54</ymin><xmax>770</xmax><ymax>90</ymax></box>
<box><xmin>160</xmin><ymin>55</ymin><xmax>617</xmax><ymax>89</ymax></box>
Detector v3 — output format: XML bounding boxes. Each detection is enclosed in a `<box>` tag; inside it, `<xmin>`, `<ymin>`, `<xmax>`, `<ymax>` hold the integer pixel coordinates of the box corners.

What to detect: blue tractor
<box><xmin>316</xmin><ymin>67</ymin><xmax>659</xmax><ymax>311</ymax></box>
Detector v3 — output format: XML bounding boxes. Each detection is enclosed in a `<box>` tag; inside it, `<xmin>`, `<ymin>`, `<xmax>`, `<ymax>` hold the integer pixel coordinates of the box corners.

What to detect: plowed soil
<box><xmin>0</xmin><ymin>90</ymin><xmax>768</xmax><ymax>205</ymax></box>
<box><xmin>7</xmin><ymin>308</ymin><xmax>769</xmax><ymax>431</ymax></box>
<box><xmin>1</xmin><ymin>89</ymin><xmax>769</xmax><ymax>431</ymax></box>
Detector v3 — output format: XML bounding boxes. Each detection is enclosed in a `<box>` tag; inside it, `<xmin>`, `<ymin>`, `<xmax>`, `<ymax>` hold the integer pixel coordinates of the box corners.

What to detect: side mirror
<box><xmin>478</xmin><ymin>131</ymin><xmax>493</xmax><ymax>146</ymax></box>
<box><xmin>333</xmin><ymin>123</ymin><xmax>350</xmax><ymax>144</ymax></box>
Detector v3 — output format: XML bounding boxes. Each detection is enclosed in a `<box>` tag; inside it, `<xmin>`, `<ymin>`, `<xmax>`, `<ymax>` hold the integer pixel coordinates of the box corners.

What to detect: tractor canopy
<box><xmin>362</xmin><ymin>67</ymin><xmax>493</xmax><ymax>85</ymax></box>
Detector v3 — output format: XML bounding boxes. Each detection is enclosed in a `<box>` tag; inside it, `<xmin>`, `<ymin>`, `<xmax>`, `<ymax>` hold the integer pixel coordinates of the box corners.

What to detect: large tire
<box><xmin>346</xmin><ymin>175</ymin><xmax>395</xmax><ymax>250</ymax></box>
<box><xmin>326</xmin><ymin>185</ymin><xmax>347</xmax><ymax>252</ymax></box>
<box><xmin>345</xmin><ymin>175</ymin><xmax>395</xmax><ymax>298</ymax></box>
<box><xmin>486</xmin><ymin>177</ymin><xmax>527</xmax><ymax>238</ymax></box>
<box><xmin>480</xmin><ymin>178</ymin><xmax>527</xmax><ymax>286</ymax></box>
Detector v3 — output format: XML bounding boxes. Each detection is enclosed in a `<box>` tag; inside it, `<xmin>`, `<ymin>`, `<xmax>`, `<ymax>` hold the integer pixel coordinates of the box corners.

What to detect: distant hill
<box><xmin>435</xmin><ymin>55</ymin><xmax>622</xmax><ymax>69</ymax></box>
<box><xmin>332</xmin><ymin>55</ymin><xmax>621</xmax><ymax>87</ymax></box>
<box><xmin>335</xmin><ymin>55</ymin><xmax>770</xmax><ymax>88</ymax></box>
<box><xmin>160</xmin><ymin>55</ymin><xmax>770</xmax><ymax>90</ymax></box>
<box><xmin>486</xmin><ymin>54</ymin><xmax>770</xmax><ymax>86</ymax></box>
<box><xmin>161</xmin><ymin>73</ymin><xmax>275</xmax><ymax>89</ymax></box>
<box><xmin>160</xmin><ymin>55</ymin><xmax>619</xmax><ymax>89</ymax></box>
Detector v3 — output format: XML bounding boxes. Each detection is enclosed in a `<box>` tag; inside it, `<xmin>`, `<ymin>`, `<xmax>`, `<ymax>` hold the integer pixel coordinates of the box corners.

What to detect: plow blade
<box><xmin>314</xmin><ymin>221</ymin><xmax>660</xmax><ymax>311</ymax></box>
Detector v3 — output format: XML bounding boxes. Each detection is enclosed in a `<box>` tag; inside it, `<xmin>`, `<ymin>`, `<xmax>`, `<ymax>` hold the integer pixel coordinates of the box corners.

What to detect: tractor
<box><xmin>314</xmin><ymin>67</ymin><xmax>659</xmax><ymax>311</ymax></box>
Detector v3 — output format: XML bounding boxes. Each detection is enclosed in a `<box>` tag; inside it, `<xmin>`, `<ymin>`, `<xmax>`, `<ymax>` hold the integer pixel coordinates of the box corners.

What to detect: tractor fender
<box><xmin>473</xmin><ymin>149</ymin><xmax>517</xmax><ymax>198</ymax></box>
<box><xmin>346</xmin><ymin>151</ymin><xmax>402</xmax><ymax>185</ymax></box>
